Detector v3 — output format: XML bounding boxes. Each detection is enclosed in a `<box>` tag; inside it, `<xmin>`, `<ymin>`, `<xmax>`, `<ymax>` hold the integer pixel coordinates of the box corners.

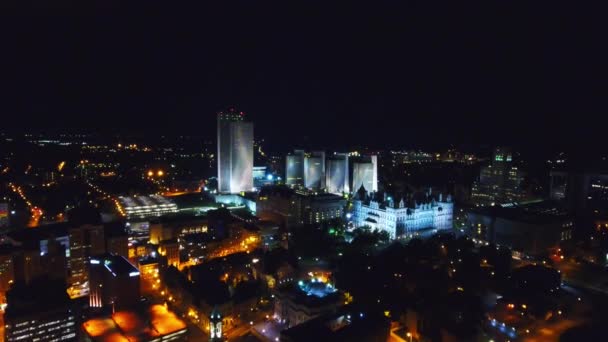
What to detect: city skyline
<box><xmin>1</xmin><ymin>2</ymin><xmax>607</xmax><ymax>341</ymax></box>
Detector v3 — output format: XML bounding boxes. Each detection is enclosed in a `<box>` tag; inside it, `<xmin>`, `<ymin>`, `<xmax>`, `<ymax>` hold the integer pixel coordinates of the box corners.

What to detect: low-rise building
<box><xmin>465</xmin><ymin>200</ymin><xmax>574</xmax><ymax>255</ymax></box>
<box><xmin>82</xmin><ymin>304</ymin><xmax>187</xmax><ymax>342</ymax></box>
<box><xmin>257</xmin><ymin>186</ymin><xmax>346</xmax><ymax>228</ymax></box>
<box><xmin>273</xmin><ymin>278</ymin><xmax>343</xmax><ymax>328</ymax></box>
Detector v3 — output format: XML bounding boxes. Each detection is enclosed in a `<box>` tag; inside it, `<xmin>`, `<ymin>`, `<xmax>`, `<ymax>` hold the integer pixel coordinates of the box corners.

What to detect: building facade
<box><xmin>89</xmin><ymin>254</ymin><xmax>140</xmax><ymax>310</ymax></box>
<box><xmin>286</xmin><ymin>150</ymin><xmax>305</xmax><ymax>187</ymax></box>
<box><xmin>465</xmin><ymin>201</ymin><xmax>574</xmax><ymax>255</ymax></box>
<box><xmin>4</xmin><ymin>278</ymin><xmax>77</xmax><ymax>342</ymax></box>
<box><xmin>68</xmin><ymin>224</ymin><xmax>106</xmax><ymax>289</ymax></box>
<box><xmin>257</xmin><ymin>186</ymin><xmax>346</xmax><ymax>228</ymax></box>
<box><xmin>351</xmin><ymin>155</ymin><xmax>378</xmax><ymax>193</ymax></box>
<box><xmin>352</xmin><ymin>189</ymin><xmax>453</xmax><ymax>239</ymax></box>
<box><xmin>304</xmin><ymin>151</ymin><xmax>326</xmax><ymax>190</ymax></box>
<box><xmin>217</xmin><ymin>108</ymin><xmax>254</xmax><ymax>193</ymax></box>
<box><xmin>325</xmin><ymin>153</ymin><xmax>349</xmax><ymax>195</ymax></box>
<box><xmin>471</xmin><ymin>147</ymin><xmax>527</xmax><ymax>206</ymax></box>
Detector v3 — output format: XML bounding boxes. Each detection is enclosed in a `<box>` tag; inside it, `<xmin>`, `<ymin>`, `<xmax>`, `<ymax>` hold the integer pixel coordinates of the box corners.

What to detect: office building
<box><xmin>286</xmin><ymin>150</ymin><xmax>305</xmax><ymax>186</ymax></box>
<box><xmin>7</xmin><ymin>222</ymin><xmax>106</xmax><ymax>297</ymax></box>
<box><xmin>89</xmin><ymin>254</ymin><xmax>140</xmax><ymax>310</ymax></box>
<box><xmin>104</xmin><ymin>222</ymin><xmax>129</xmax><ymax>258</ymax></box>
<box><xmin>217</xmin><ymin>107</ymin><xmax>254</xmax><ymax>193</ymax></box>
<box><xmin>326</xmin><ymin>153</ymin><xmax>349</xmax><ymax>194</ymax></box>
<box><xmin>286</xmin><ymin>150</ymin><xmax>326</xmax><ymax>190</ymax></box>
<box><xmin>550</xmin><ymin>169</ymin><xmax>608</xmax><ymax>217</ymax></box>
<box><xmin>257</xmin><ymin>186</ymin><xmax>346</xmax><ymax>228</ymax></box>
<box><xmin>465</xmin><ymin>200</ymin><xmax>574</xmax><ymax>255</ymax></box>
<box><xmin>351</xmin><ymin>155</ymin><xmax>378</xmax><ymax>193</ymax></box>
<box><xmin>304</xmin><ymin>151</ymin><xmax>326</xmax><ymax>190</ymax></box>
<box><xmin>471</xmin><ymin>147</ymin><xmax>527</xmax><ymax>206</ymax></box>
<box><xmin>68</xmin><ymin>224</ymin><xmax>106</xmax><ymax>291</ymax></box>
<box><xmin>352</xmin><ymin>188</ymin><xmax>454</xmax><ymax>239</ymax></box>
<box><xmin>5</xmin><ymin>277</ymin><xmax>77</xmax><ymax>342</ymax></box>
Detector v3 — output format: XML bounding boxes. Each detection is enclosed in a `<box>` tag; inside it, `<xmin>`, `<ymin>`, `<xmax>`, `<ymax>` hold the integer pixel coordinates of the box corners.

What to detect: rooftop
<box><xmin>276</xmin><ymin>279</ymin><xmax>341</xmax><ymax>308</ymax></box>
<box><xmin>82</xmin><ymin>304</ymin><xmax>187</xmax><ymax>342</ymax></box>
<box><xmin>92</xmin><ymin>254</ymin><xmax>139</xmax><ymax>277</ymax></box>
<box><xmin>280</xmin><ymin>308</ymin><xmax>389</xmax><ymax>342</ymax></box>
<box><xmin>468</xmin><ymin>200</ymin><xmax>571</xmax><ymax>224</ymax></box>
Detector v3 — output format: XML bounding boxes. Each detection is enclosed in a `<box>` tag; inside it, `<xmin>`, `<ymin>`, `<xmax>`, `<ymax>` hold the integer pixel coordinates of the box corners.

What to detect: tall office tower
<box><xmin>471</xmin><ymin>147</ymin><xmax>527</xmax><ymax>206</ymax></box>
<box><xmin>68</xmin><ymin>224</ymin><xmax>105</xmax><ymax>289</ymax></box>
<box><xmin>5</xmin><ymin>277</ymin><xmax>77</xmax><ymax>342</ymax></box>
<box><xmin>351</xmin><ymin>155</ymin><xmax>378</xmax><ymax>193</ymax></box>
<box><xmin>371</xmin><ymin>155</ymin><xmax>378</xmax><ymax>192</ymax></box>
<box><xmin>304</xmin><ymin>151</ymin><xmax>326</xmax><ymax>190</ymax></box>
<box><xmin>286</xmin><ymin>150</ymin><xmax>305</xmax><ymax>186</ymax></box>
<box><xmin>89</xmin><ymin>254</ymin><xmax>140</xmax><ymax>310</ymax></box>
<box><xmin>326</xmin><ymin>153</ymin><xmax>349</xmax><ymax>194</ymax></box>
<box><xmin>217</xmin><ymin>108</ymin><xmax>254</xmax><ymax>193</ymax></box>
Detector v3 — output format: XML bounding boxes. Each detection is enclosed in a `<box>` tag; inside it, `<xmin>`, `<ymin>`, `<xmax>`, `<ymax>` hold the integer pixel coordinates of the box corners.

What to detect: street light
<box><xmin>406</xmin><ymin>332</ymin><xmax>412</xmax><ymax>342</ymax></box>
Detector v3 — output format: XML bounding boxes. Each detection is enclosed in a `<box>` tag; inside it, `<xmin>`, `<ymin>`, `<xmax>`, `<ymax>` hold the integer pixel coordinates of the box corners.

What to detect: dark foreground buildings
<box><xmin>4</xmin><ymin>277</ymin><xmax>77</xmax><ymax>342</ymax></box>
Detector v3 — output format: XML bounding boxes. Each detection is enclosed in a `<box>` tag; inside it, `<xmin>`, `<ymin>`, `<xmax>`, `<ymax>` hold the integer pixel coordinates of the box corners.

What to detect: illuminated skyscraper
<box><xmin>304</xmin><ymin>151</ymin><xmax>325</xmax><ymax>190</ymax></box>
<box><xmin>326</xmin><ymin>153</ymin><xmax>349</xmax><ymax>194</ymax></box>
<box><xmin>471</xmin><ymin>147</ymin><xmax>527</xmax><ymax>206</ymax></box>
<box><xmin>217</xmin><ymin>108</ymin><xmax>254</xmax><ymax>193</ymax></box>
<box><xmin>351</xmin><ymin>155</ymin><xmax>378</xmax><ymax>193</ymax></box>
<box><xmin>286</xmin><ymin>150</ymin><xmax>305</xmax><ymax>186</ymax></box>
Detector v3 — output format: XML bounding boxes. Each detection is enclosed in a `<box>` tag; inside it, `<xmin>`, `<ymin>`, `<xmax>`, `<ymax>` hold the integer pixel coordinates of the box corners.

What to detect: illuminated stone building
<box><xmin>217</xmin><ymin>107</ymin><xmax>254</xmax><ymax>193</ymax></box>
<box><xmin>352</xmin><ymin>188</ymin><xmax>454</xmax><ymax>239</ymax></box>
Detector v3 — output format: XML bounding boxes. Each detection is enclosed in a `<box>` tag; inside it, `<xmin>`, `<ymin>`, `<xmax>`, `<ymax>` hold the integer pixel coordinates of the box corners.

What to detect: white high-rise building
<box><xmin>351</xmin><ymin>155</ymin><xmax>378</xmax><ymax>193</ymax></box>
<box><xmin>286</xmin><ymin>150</ymin><xmax>305</xmax><ymax>186</ymax></box>
<box><xmin>326</xmin><ymin>153</ymin><xmax>349</xmax><ymax>194</ymax></box>
<box><xmin>304</xmin><ymin>151</ymin><xmax>325</xmax><ymax>190</ymax></box>
<box><xmin>217</xmin><ymin>108</ymin><xmax>253</xmax><ymax>193</ymax></box>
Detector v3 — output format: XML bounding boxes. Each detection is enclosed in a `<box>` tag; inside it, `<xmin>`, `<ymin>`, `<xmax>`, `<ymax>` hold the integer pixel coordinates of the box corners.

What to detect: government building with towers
<box><xmin>352</xmin><ymin>187</ymin><xmax>454</xmax><ymax>239</ymax></box>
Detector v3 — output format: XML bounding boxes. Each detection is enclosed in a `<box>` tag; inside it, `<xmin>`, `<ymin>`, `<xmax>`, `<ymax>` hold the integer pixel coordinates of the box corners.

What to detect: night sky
<box><xmin>1</xmin><ymin>1</ymin><xmax>606</xmax><ymax>152</ymax></box>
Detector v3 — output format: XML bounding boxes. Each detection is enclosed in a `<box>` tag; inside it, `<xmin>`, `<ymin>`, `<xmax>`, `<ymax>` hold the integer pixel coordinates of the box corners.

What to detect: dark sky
<box><xmin>1</xmin><ymin>1</ymin><xmax>606</xmax><ymax>152</ymax></box>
